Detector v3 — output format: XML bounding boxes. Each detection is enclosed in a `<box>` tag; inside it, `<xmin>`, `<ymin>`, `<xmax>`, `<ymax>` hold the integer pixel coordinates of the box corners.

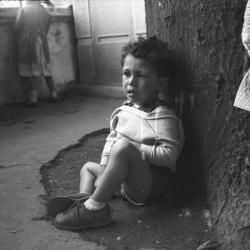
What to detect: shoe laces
<box><xmin>72</xmin><ymin>198</ymin><xmax>90</xmax><ymax>231</ymax></box>
<box><xmin>60</xmin><ymin>197</ymin><xmax>86</xmax><ymax>215</ymax></box>
<box><xmin>62</xmin><ymin>198</ymin><xmax>87</xmax><ymax>231</ymax></box>
<box><xmin>69</xmin><ymin>197</ymin><xmax>86</xmax><ymax>210</ymax></box>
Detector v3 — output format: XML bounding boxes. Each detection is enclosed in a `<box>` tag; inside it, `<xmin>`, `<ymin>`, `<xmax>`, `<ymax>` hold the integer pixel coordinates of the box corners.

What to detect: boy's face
<box><xmin>122</xmin><ymin>55</ymin><xmax>159</xmax><ymax>107</ymax></box>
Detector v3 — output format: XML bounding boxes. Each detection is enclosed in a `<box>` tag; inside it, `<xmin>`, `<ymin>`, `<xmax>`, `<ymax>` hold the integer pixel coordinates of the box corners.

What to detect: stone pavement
<box><xmin>0</xmin><ymin>96</ymin><xmax>122</xmax><ymax>250</ymax></box>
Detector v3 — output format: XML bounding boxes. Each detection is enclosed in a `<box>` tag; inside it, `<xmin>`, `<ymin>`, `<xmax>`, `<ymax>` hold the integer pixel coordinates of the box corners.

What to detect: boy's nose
<box><xmin>128</xmin><ymin>75</ymin><xmax>137</xmax><ymax>86</ymax></box>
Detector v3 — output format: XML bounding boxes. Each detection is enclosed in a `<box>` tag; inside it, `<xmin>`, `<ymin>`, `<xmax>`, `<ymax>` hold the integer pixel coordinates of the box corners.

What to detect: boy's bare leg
<box><xmin>91</xmin><ymin>138</ymin><xmax>152</xmax><ymax>203</ymax></box>
<box><xmin>47</xmin><ymin>162</ymin><xmax>102</xmax><ymax>217</ymax></box>
<box><xmin>79</xmin><ymin>162</ymin><xmax>104</xmax><ymax>195</ymax></box>
<box><xmin>53</xmin><ymin>139</ymin><xmax>152</xmax><ymax>229</ymax></box>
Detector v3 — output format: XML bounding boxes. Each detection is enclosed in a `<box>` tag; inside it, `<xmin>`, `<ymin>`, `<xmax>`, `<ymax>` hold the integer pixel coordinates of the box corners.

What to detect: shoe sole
<box><xmin>54</xmin><ymin>219</ymin><xmax>113</xmax><ymax>231</ymax></box>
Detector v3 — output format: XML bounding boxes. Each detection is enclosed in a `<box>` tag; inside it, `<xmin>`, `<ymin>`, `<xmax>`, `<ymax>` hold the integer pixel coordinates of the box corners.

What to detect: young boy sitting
<box><xmin>47</xmin><ymin>36</ymin><xmax>185</xmax><ymax>230</ymax></box>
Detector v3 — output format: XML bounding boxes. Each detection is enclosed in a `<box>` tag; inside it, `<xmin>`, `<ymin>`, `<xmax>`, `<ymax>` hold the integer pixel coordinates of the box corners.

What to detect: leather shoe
<box><xmin>54</xmin><ymin>203</ymin><xmax>112</xmax><ymax>231</ymax></box>
<box><xmin>47</xmin><ymin>192</ymin><xmax>90</xmax><ymax>217</ymax></box>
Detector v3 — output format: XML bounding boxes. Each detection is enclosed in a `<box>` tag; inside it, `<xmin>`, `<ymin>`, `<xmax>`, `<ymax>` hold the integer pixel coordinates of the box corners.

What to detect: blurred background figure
<box><xmin>234</xmin><ymin>0</ymin><xmax>250</xmax><ymax>112</ymax></box>
<box><xmin>15</xmin><ymin>0</ymin><xmax>58</xmax><ymax>107</ymax></box>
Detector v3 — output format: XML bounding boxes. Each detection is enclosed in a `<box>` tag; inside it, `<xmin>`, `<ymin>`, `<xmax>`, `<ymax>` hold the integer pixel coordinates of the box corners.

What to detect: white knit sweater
<box><xmin>100</xmin><ymin>105</ymin><xmax>184</xmax><ymax>172</ymax></box>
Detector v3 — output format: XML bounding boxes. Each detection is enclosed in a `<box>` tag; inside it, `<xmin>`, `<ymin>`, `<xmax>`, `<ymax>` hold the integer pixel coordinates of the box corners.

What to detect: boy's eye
<box><xmin>123</xmin><ymin>71</ymin><xmax>130</xmax><ymax>77</ymax></box>
<box><xmin>136</xmin><ymin>72</ymin><xmax>146</xmax><ymax>78</ymax></box>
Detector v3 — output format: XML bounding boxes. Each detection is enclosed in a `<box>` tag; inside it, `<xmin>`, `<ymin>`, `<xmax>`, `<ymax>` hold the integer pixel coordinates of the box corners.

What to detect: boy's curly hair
<box><xmin>121</xmin><ymin>36</ymin><xmax>174</xmax><ymax>77</ymax></box>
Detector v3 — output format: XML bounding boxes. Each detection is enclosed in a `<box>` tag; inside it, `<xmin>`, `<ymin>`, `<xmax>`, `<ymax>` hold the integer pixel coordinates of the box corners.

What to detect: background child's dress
<box><xmin>15</xmin><ymin>1</ymin><xmax>58</xmax><ymax>106</ymax></box>
<box><xmin>234</xmin><ymin>0</ymin><xmax>250</xmax><ymax>112</ymax></box>
<box><xmin>234</xmin><ymin>69</ymin><xmax>250</xmax><ymax>111</ymax></box>
<box><xmin>15</xmin><ymin>4</ymin><xmax>52</xmax><ymax>77</ymax></box>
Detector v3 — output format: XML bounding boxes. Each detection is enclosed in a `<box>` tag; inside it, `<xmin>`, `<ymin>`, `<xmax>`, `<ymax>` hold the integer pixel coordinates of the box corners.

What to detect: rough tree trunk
<box><xmin>145</xmin><ymin>0</ymin><xmax>250</xmax><ymax>249</ymax></box>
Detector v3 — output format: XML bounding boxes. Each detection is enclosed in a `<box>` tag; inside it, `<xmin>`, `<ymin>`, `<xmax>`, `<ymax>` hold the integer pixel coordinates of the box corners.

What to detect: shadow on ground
<box><xmin>0</xmin><ymin>93</ymin><xmax>86</xmax><ymax>127</ymax></box>
<box><xmin>40</xmin><ymin>129</ymin><xmax>213</xmax><ymax>250</ymax></box>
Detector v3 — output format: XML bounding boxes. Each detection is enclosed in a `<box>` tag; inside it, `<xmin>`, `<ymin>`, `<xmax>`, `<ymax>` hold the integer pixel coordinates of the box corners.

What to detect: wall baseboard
<box><xmin>69</xmin><ymin>85</ymin><xmax>125</xmax><ymax>99</ymax></box>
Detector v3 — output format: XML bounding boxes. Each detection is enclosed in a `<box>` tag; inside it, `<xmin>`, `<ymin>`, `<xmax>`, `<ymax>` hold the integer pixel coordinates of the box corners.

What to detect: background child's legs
<box><xmin>27</xmin><ymin>76</ymin><xmax>41</xmax><ymax>103</ymax></box>
<box><xmin>45</xmin><ymin>76</ymin><xmax>57</xmax><ymax>98</ymax></box>
<box><xmin>91</xmin><ymin>138</ymin><xmax>152</xmax><ymax>204</ymax></box>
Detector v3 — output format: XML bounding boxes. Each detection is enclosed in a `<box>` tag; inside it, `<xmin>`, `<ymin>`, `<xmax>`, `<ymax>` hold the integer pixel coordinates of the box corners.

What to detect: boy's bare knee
<box><xmin>80</xmin><ymin>161</ymin><xmax>102</xmax><ymax>179</ymax></box>
<box><xmin>115</xmin><ymin>137</ymin><xmax>133</xmax><ymax>149</ymax></box>
<box><xmin>113</xmin><ymin>138</ymin><xmax>136</xmax><ymax>155</ymax></box>
<box><xmin>80</xmin><ymin>164</ymin><xmax>87</xmax><ymax>178</ymax></box>
<box><xmin>80</xmin><ymin>162</ymin><xmax>96</xmax><ymax>176</ymax></box>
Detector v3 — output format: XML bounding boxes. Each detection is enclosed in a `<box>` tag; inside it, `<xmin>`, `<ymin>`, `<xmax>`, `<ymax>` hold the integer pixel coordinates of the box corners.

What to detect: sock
<box><xmin>84</xmin><ymin>196</ymin><xmax>106</xmax><ymax>211</ymax></box>
<box><xmin>29</xmin><ymin>91</ymin><xmax>37</xmax><ymax>103</ymax></box>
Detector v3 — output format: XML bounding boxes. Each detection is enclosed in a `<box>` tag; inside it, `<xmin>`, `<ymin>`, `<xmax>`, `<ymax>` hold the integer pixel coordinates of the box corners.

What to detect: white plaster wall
<box><xmin>72</xmin><ymin>0</ymin><xmax>146</xmax><ymax>90</ymax></box>
<box><xmin>37</xmin><ymin>17</ymin><xmax>77</xmax><ymax>97</ymax></box>
<box><xmin>51</xmin><ymin>0</ymin><xmax>72</xmax><ymax>7</ymax></box>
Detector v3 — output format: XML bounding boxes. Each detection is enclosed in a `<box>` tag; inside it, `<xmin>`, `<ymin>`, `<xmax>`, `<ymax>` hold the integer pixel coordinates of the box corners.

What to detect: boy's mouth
<box><xmin>127</xmin><ymin>88</ymin><xmax>136</xmax><ymax>94</ymax></box>
<box><xmin>127</xmin><ymin>89</ymin><xmax>136</xmax><ymax>98</ymax></box>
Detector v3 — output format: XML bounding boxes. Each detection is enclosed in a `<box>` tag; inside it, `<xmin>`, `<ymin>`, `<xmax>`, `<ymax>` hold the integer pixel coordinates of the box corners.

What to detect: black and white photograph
<box><xmin>0</xmin><ymin>0</ymin><xmax>249</xmax><ymax>249</ymax></box>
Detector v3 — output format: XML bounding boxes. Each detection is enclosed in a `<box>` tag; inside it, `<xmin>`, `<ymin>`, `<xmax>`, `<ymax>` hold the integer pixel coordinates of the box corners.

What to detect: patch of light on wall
<box><xmin>0</xmin><ymin>1</ymin><xmax>21</xmax><ymax>7</ymax></box>
<box><xmin>50</xmin><ymin>0</ymin><xmax>72</xmax><ymax>8</ymax></box>
<box><xmin>0</xmin><ymin>1</ymin><xmax>72</xmax><ymax>8</ymax></box>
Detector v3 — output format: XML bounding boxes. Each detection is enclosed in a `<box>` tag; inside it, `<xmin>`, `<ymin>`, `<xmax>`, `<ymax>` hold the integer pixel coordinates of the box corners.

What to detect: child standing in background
<box><xmin>48</xmin><ymin>37</ymin><xmax>185</xmax><ymax>230</ymax></box>
<box><xmin>15</xmin><ymin>0</ymin><xmax>58</xmax><ymax>107</ymax></box>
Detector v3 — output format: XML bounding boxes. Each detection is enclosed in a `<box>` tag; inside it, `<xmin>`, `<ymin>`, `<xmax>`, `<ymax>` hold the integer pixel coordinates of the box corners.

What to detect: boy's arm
<box><xmin>140</xmin><ymin>141</ymin><xmax>182</xmax><ymax>172</ymax></box>
<box><xmin>140</xmin><ymin>115</ymin><xmax>184</xmax><ymax>172</ymax></box>
<box><xmin>99</xmin><ymin>130</ymin><xmax>117</xmax><ymax>167</ymax></box>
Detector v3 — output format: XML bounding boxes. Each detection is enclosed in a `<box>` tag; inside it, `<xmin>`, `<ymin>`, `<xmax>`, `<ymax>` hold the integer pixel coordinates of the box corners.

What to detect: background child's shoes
<box><xmin>26</xmin><ymin>90</ymin><xmax>38</xmax><ymax>108</ymax></box>
<box><xmin>49</xmin><ymin>91</ymin><xmax>59</xmax><ymax>103</ymax></box>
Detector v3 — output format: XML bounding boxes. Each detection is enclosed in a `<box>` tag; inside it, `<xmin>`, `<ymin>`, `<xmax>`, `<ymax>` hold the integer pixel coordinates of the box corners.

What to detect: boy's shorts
<box><xmin>120</xmin><ymin>165</ymin><xmax>173</xmax><ymax>206</ymax></box>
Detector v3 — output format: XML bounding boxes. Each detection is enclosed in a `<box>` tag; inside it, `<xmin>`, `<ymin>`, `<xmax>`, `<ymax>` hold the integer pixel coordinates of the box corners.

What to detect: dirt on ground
<box><xmin>40</xmin><ymin>129</ymin><xmax>214</xmax><ymax>250</ymax></box>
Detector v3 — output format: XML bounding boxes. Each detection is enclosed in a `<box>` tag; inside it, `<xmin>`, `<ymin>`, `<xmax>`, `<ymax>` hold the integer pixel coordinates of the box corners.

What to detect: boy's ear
<box><xmin>158</xmin><ymin>76</ymin><xmax>169</xmax><ymax>101</ymax></box>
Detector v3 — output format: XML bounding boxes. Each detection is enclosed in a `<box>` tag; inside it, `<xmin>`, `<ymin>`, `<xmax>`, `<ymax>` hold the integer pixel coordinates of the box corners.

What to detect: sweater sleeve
<box><xmin>140</xmin><ymin>141</ymin><xmax>181</xmax><ymax>172</ymax></box>
<box><xmin>139</xmin><ymin>111</ymin><xmax>184</xmax><ymax>172</ymax></box>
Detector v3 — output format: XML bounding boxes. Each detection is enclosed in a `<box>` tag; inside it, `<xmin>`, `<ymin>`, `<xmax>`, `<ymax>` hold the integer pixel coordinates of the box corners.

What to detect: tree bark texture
<box><xmin>144</xmin><ymin>0</ymin><xmax>250</xmax><ymax>249</ymax></box>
